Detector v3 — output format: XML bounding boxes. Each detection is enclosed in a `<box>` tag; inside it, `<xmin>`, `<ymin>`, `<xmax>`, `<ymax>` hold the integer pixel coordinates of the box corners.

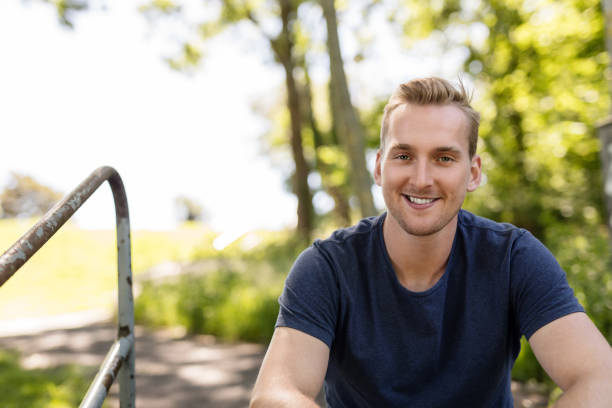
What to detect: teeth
<box><xmin>408</xmin><ymin>196</ymin><xmax>435</xmax><ymax>204</ymax></box>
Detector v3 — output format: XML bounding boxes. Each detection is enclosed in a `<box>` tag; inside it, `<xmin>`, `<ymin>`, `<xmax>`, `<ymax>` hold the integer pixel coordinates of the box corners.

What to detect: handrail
<box><xmin>0</xmin><ymin>166</ymin><xmax>135</xmax><ymax>408</ymax></box>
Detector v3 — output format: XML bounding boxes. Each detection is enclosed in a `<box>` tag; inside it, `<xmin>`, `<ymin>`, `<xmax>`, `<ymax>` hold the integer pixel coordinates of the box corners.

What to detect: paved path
<box><xmin>0</xmin><ymin>313</ymin><xmax>548</xmax><ymax>407</ymax></box>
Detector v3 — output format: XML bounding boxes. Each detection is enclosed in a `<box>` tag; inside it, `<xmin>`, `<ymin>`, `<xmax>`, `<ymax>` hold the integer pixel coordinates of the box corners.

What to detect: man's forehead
<box><xmin>387</xmin><ymin>103</ymin><xmax>470</xmax><ymax>148</ymax></box>
<box><xmin>389</xmin><ymin>102</ymin><xmax>467</xmax><ymax>123</ymax></box>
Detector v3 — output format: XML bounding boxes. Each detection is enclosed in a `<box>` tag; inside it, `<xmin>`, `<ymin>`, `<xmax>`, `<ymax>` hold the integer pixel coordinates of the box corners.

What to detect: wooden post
<box><xmin>598</xmin><ymin>119</ymin><xmax>612</xmax><ymax>251</ymax></box>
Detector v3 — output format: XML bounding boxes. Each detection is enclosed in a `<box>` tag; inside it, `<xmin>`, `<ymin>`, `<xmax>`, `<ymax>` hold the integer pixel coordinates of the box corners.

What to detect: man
<box><xmin>251</xmin><ymin>77</ymin><xmax>612</xmax><ymax>407</ymax></box>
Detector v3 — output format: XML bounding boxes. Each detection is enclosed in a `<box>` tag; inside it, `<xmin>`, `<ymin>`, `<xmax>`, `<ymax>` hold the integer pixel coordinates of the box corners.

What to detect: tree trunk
<box><xmin>600</xmin><ymin>0</ymin><xmax>612</xmax><ymax>251</ymax></box>
<box><xmin>301</xmin><ymin>57</ymin><xmax>352</xmax><ymax>226</ymax></box>
<box><xmin>274</xmin><ymin>0</ymin><xmax>313</xmax><ymax>242</ymax></box>
<box><xmin>320</xmin><ymin>0</ymin><xmax>377</xmax><ymax>219</ymax></box>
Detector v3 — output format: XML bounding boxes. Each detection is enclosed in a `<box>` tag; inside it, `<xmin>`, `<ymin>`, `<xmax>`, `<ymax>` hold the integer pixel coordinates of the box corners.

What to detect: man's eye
<box><xmin>397</xmin><ymin>154</ymin><xmax>410</xmax><ymax>160</ymax></box>
<box><xmin>438</xmin><ymin>156</ymin><xmax>454</xmax><ymax>162</ymax></box>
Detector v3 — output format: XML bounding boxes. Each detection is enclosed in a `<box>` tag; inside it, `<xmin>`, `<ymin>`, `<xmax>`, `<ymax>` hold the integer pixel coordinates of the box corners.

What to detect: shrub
<box><xmin>134</xmin><ymin>267</ymin><xmax>282</xmax><ymax>343</ymax></box>
<box><xmin>208</xmin><ymin>284</ymin><xmax>282</xmax><ymax>343</ymax></box>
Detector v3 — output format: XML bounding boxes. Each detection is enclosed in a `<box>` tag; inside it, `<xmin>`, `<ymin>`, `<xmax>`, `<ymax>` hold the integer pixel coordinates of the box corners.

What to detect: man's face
<box><xmin>374</xmin><ymin>103</ymin><xmax>481</xmax><ymax>237</ymax></box>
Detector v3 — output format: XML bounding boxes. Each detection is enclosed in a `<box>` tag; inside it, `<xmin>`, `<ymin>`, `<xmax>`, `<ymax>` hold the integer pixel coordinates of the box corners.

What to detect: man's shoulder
<box><xmin>456</xmin><ymin>209</ymin><xmax>531</xmax><ymax>255</ymax></box>
<box><xmin>458</xmin><ymin>209</ymin><xmax>524</xmax><ymax>236</ymax></box>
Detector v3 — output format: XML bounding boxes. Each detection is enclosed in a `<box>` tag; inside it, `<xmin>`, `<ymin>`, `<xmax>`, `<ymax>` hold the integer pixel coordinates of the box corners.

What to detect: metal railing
<box><xmin>0</xmin><ymin>166</ymin><xmax>135</xmax><ymax>407</ymax></box>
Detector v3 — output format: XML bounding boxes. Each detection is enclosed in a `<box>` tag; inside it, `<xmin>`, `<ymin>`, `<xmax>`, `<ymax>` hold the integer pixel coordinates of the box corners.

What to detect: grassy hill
<box><xmin>0</xmin><ymin>218</ymin><xmax>214</xmax><ymax>320</ymax></box>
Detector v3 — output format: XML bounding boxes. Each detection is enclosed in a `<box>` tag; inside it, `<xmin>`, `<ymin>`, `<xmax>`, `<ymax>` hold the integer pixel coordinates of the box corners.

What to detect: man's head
<box><xmin>374</xmin><ymin>77</ymin><xmax>482</xmax><ymax>238</ymax></box>
<box><xmin>380</xmin><ymin>77</ymin><xmax>480</xmax><ymax>158</ymax></box>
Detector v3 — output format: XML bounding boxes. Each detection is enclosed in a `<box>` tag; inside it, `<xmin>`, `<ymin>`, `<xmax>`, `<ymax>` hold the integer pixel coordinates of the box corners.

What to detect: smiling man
<box><xmin>250</xmin><ymin>77</ymin><xmax>612</xmax><ymax>407</ymax></box>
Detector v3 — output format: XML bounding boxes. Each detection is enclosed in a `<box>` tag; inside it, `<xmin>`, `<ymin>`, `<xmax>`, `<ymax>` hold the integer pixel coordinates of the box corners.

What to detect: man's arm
<box><xmin>250</xmin><ymin>327</ymin><xmax>330</xmax><ymax>408</ymax></box>
<box><xmin>529</xmin><ymin>312</ymin><xmax>612</xmax><ymax>407</ymax></box>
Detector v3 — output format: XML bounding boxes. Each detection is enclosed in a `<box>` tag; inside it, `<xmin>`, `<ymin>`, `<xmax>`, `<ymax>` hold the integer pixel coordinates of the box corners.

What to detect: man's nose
<box><xmin>412</xmin><ymin>160</ymin><xmax>433</xmax><ymax>189</ymax></box>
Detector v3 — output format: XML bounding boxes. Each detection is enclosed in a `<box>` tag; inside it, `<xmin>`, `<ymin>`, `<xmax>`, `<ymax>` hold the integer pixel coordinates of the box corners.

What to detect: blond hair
<box><xmin>380</xmin><ymin>77</ymin><xmax>480</xmax><ymax>157</ymax></box>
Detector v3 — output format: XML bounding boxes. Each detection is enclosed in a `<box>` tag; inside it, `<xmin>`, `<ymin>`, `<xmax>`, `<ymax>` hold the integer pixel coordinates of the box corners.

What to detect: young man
<box><xmin>251</xmin><ymin>77</ymin><xmax>612</xmax><ymax>407</ymax></box>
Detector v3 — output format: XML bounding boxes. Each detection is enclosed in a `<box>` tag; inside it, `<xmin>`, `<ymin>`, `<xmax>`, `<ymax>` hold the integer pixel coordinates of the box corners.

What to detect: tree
<box><xmin>598</xmin><ymin>0</ymin><xmax>612</xmax><ymax>250</ymax></box>
<box><xmin>299</xmin><ymin>60</ymin><xmax>352</xmax><ymax>226</ymax></box>
<box><xmin>320</xmin><ymin>0</ymin><xmax>377</xmax><ymax>219</ymax></box>
<box><xmin>0</xmin><ymin>173</ymin><xmax>62</xmax><ymax>218</ymax></box>
<box><xmin>274</xmin><ymin>0</ymin><xmax>314</xmax><ymax>241</ymax></box>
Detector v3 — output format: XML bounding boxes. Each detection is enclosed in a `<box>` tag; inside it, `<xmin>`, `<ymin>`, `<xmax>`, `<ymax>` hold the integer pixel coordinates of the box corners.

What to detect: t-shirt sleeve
<box><xmin>276</xmin><ymin>244</ymin><xmax>339</xmax><ymax>348</ymax></box>
<box><xmin>510</xmin><ymin>230</ymin><xmax>585</xmax><ymax>340</ymax></box>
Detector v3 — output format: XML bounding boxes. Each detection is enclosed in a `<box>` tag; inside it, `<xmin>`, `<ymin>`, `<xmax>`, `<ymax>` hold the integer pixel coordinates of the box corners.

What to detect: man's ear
<box><xmin>374</xmin><ymin>150</ymin><xmax>383</xmax><ymax>186</ymax></box>
<box><xmin>467</xmin><ymin>154</ymin><xmax>481</xmax><ymax>192</ymax></box>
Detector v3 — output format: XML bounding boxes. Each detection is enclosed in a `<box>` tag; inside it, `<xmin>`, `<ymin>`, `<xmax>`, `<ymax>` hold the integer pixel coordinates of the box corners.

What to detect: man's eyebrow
<box><xmin>389</xmin><ymin>144</ymin><xmax>463</xmax><ymax>154</ymax></box>
<box><xmin>435</xmin><ymin>146</ymin><xmax>463</xmax><ymax>154</ymax></box>
<box><xmin>389</xmin><ymin>143</ymin><xmax>414</xmax><ymax>151</ymax></box>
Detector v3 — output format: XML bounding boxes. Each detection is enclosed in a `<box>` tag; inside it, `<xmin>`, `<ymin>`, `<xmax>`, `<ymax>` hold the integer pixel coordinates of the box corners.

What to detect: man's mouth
<box><xmin>404</xmin><ymin>195</ymin><xmax>438</xmax><ymax>205</ymax></box>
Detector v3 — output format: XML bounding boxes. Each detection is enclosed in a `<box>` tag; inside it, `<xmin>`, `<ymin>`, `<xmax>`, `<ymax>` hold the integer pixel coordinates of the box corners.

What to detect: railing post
<box><xmin>109</xmin><ymin>173</ymin><xmax>136</xmax><ymax>407</ymax></box>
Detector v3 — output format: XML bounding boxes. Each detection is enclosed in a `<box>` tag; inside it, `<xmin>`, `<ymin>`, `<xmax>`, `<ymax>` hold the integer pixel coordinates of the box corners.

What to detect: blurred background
<box><xmin>1</xmin><ymin>0</ymin><xmax>611</xmax><ymax>406</ymax></box>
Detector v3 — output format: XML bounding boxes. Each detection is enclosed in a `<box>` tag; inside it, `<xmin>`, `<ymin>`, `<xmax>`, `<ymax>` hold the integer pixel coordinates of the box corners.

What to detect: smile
<box><xmin>404</xmin><ymin>195</ymin><xmax>438</xmax><ymax>205</ymax></box>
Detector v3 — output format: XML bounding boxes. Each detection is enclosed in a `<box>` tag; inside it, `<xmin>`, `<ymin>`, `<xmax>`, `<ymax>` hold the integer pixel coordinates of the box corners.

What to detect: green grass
<box><xmin>0</xmin><ymin>350</ymin><xmax>101</xmax><ymax>408</ymax></box>
<box><xmin>0</xmin><ymin>218</ymin><xmax>214</xmax><ymax>319</ymax></box>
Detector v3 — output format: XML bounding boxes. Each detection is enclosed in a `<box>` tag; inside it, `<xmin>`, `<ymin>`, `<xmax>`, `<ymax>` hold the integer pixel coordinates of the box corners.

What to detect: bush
<box><xmin>133</xmin><ymin>228</ymin><xmax>307</xmax><ymax>343</ymax></box>
<box><xmin>135</xmin><ymin>267</ymin><xmax>283</xmax><ymax>343</ymax></box>
<box><xmin>546</xmin><ymin>223</ymin><xmax>612</xmax><ymax>339</ymax></box>
<box><xmin>208</xmin><ymin>284</ymin><xmax>282</xmax><ymax>343</ymax></box>
<box><xmin>512</xmin><ymin>338</ymin><xmax>549</xmax><ymax>384</ymax></box>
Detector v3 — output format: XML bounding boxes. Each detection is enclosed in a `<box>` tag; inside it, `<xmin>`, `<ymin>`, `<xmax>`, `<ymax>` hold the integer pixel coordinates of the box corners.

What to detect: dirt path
<box><xmin>0</xmin><ymin>314</ymin><xmax>548</xmax><ymax>407</ymax></box>
<box><xmin>0</xmin><ymin>318</ymin><xmax>264</xmax><ymax>407</ymax></box>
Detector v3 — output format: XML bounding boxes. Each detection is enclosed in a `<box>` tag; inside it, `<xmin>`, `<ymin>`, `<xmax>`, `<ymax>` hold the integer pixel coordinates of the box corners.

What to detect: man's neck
<box><xmin>382</xmin><ymin>214</ymin><xmax>458</xmax><ymax>292</ymax></box>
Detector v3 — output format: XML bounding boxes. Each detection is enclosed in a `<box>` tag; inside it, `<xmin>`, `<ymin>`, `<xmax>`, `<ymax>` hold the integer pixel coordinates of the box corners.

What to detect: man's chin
<box><xmin>389</xmin><ymin>211</ymin><xmax>459</xmax><ymax>237</ymax></box>
<box><xmin>399</xmin><ymin>223</ymin><xmax>445</xmax><ymax>237</ymax></box>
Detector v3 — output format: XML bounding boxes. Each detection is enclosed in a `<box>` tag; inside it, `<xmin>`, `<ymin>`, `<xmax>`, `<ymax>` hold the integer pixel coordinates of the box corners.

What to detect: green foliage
<box><xmin>207</xmin><ymin>284</ymin><xmax>282</xmax><ymax>342</ymax></box>
<box><xmin>545</xmin><ymin>223</ymin><xmax>612</xmax><ymax>338</ymax></box>
<box><xmin>135</xmin><ymin>269</ymin><xmax>282</xmax><ymax>343</ymax></box>
<box><xmin>135</xmin><ymin>228</ymin><xmax>307</xmax><ymax>343</ymax></box>
<box><xmin>236</xmin><ymin>229</ymin><xmax>307</xmax><ymax>265</ymax></box>
<box><xmin>0</xmin><ymin>350</ymin><xmax>97</xmax><ymax>407</ymax></box>
<box><xmin>446</xmin><ymin>0</ymin><xmax>609</xmax><ymax>238</ymax></box>
<box><xmin>512</xmin><ymin>338</ymin><xmax>548</xmax><ymax>384</ymax></box>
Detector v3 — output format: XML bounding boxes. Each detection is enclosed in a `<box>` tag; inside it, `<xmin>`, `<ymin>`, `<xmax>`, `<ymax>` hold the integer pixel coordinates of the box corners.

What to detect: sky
<box><xmin>0</xmin><ymin>0</ymin><xmax>462</xmax><ymax>237</ymax></box>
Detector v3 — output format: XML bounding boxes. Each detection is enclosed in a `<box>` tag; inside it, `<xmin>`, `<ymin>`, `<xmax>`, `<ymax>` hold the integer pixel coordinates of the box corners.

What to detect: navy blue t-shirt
<box><xmin>276</xmin><ymin>210</ymin><xmax>584</xmax><ymax>407</ymax></box>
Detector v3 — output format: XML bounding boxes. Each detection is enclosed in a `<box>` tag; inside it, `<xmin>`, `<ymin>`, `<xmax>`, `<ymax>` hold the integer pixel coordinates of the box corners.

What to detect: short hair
<box><xmin>380</xmin><ymin>77</ymin><xmax>480</xmax><ymax>158</ymax></box>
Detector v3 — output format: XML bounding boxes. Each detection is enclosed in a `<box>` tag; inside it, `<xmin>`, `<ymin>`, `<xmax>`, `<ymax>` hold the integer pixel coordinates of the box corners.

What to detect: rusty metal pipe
<box><xmin>79</xmin><ymin>334</ymin><xmax>135</xmax><ymax>408</ymax></box>
<box><xmin>0</xmin><ymin>166</ymin><xmax>119</xmax><ymax>284</ymax></box>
